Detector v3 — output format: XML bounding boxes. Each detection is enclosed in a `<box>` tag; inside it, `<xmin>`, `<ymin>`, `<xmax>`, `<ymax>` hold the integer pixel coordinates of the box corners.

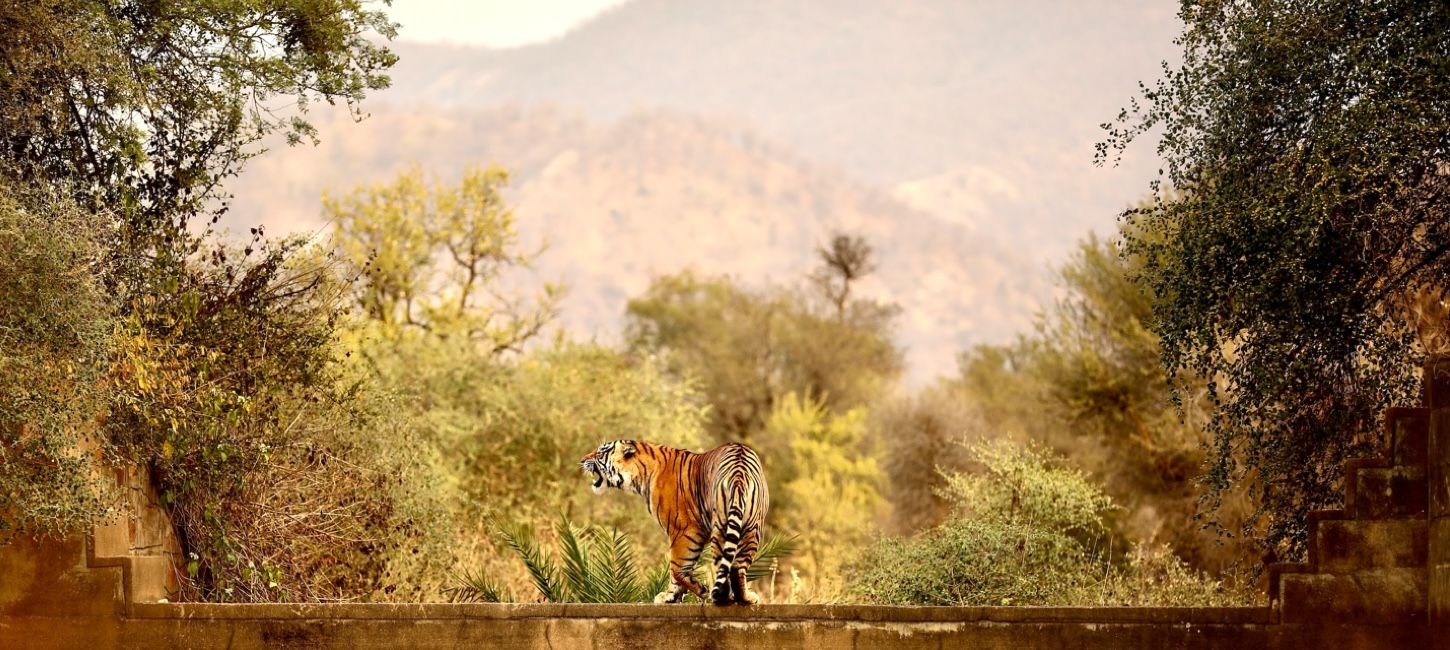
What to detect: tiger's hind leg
<box><xmin>729</xmin><ymin>528</ymin><xmax>762</xmax><ymax>604</ymax></box>
<box><xmin>709</xmin><ymin>538</ymin><xmax>734</xmax><ymax>605</ymax></box>
<box><xmin>711</xmin><ymin>518</ymin><xmax>759</xmax><ymax>605</ymax></box>
<box><xmin>656</xmin><ymin>533</ymin><xmax>707</xmax><ymax>603</ymax></box>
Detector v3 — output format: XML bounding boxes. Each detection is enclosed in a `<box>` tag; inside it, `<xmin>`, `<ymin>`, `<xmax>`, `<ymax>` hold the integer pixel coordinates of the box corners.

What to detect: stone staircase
<box><xmin>88</xmin><ymin>464</ymin><xmax>184</xmax><ymax>606</ymax></box>
<box><xmin>1267</xmin><ymin>407</ymin><xmax>1431</xmax><ymax>626</ymax></box>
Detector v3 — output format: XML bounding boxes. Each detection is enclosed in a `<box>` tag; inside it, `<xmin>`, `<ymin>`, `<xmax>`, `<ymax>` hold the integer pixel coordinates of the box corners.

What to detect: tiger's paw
<box><xmin>655</xmin><ymin>589</ymin><xmax>685</xmax><ymax>604</ymax></box>
<box><xmin>739</xmin><ymin>589</ymin><xmax>761</xmax><ymax>605</ymax></box>
<box><xmin>709</xmin><ymin>587</ymin><xmax>734</xmax><ymax>606</ymax></box>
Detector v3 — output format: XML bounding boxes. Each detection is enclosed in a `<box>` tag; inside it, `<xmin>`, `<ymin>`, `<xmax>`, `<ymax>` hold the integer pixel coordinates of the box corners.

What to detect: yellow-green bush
<box><xmin>848</xmin><ymin>441</ymin><xmax>1248</xmax><ymax>606</ymax></box>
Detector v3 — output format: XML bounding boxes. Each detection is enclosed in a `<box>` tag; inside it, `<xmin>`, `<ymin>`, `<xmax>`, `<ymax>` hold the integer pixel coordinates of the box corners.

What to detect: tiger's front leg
<box><xmin>655</xmin><ymin>533</ymin><xmax>707</xmax><ymax>603</ymax></box>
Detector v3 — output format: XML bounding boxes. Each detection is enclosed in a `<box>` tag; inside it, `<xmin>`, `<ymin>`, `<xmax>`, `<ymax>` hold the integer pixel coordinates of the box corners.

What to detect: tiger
<box><xmin>580</xmin><ymin>439</ymin><xmax>770</xmax><ymax>605</ymax></box>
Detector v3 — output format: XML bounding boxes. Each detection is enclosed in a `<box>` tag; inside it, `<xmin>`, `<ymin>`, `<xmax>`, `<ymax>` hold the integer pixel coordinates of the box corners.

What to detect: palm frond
<box><xmin>442</xmin><ymin>567</ymin><xmax>514</xmax><ymax>603</ymax></box>
<box><xmin>748</xmin><ymin>533</ymin><xmax>800</xmax><ymax>582</ymax></box>
<box><xmin>644</xmin><ymin>559</ymin><xmax>672</xmax><ymax>598</ymax></box>
<box><xmin>553</xmin><ymin>517</ymin><xmax>595</xmax><ymax>602</ymax></box>
<box><xmin>494</xmin><ymin>517</ymin><xmax>797</xmax><ymax>604</ymax></box>
<box><xmin>600</xmin><ymin>527</ymin><xmax>645</xmax><ymax>602</ymax></box>
<box><xmin>498</xmin><ymin>520</ymin><xmax>561</xmax><ymax>602</ymax></box>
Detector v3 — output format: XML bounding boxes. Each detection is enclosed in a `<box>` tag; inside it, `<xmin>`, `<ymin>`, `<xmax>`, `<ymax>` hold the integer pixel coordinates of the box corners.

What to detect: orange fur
<box><xmin>581</xmin><ymin>440</ymin><xmax>769</xmax><ymax>604</ymax></box>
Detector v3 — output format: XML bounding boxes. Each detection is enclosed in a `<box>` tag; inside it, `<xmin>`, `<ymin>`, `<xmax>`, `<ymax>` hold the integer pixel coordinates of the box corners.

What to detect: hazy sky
<box><xmin>384</xmin><ymin>0</ymin><xmax>631</xmax><ymax>48</ymax></box>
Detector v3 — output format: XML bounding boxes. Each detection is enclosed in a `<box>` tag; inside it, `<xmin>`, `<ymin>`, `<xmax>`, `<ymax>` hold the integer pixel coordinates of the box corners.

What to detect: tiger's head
<box><xmin>581</xmin><ymin>440</ymin><xmax>644</xmax><ymax>495</ymax></box>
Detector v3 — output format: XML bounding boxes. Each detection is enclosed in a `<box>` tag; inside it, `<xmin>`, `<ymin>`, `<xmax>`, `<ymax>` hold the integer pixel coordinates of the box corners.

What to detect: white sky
<box><xmin>381</xmin><ymin>0</ymin><xmax>632</xmax><ymax>48</ymax></box>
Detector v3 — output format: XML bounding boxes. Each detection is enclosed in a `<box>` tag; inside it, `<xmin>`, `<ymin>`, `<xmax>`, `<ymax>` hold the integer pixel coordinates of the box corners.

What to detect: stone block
<box><xmin>1424</xmin><ymin>356</ymin><xmax>1450</xmax><ymax>408</ymax></box>
<box><xmin>1354</xmin><ymin>466</ymin><xmax>1428</xmax><ymax>520</ymax></box>
<box><xmin>1433</xmin><ymin>560</ymin><xmax>1450</xmax><ymax>627</ymax></box>
<box><xmin>1429</xmin><ymin>410</ymin><xmax>1450</xmax><ymax>518</ymax></box>
<box><xmin>128</xmin><ymin>555</ymin><xmax>181</xmax><ymax>603</ymax></box>
<box><xmin>1431</xmin><ymin>518</ymin><xmax>1450</xmax><ymax>627</ymax></box>
<box><xmin>1391</xmin><ymin>410</ymin><xmax>1430</xmax><ymax>468</ymax></box>
<box><xmin>1280</xmin><ymin>568</ymin><xmax>1428</xmax><ymax>625</ymax></box>
<box><xmin>1316</xmin><ymin>519</ymin><xmax>1427</xmax><ymax>573</ymax></box>
<box><xmin>91</xmin><ymin>517</ymin><xmax>131</xmax><ymax>561</ymax></box>
<box><xmin>0</xmin><ymin>534</ymin><xmax>123</xmax><ymax>618</ymax></box>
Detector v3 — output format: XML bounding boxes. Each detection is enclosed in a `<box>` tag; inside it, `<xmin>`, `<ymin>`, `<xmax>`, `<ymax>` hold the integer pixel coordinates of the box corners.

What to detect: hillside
<box><xmin>221</xmin><ymin>0</ymin><xmax>1185</xmax><ymax>381</ymax></box>
<box><xmin>379</xmin><ymin>0</ymin><xmax>1182</xmax><ymax>256</ymax></box>
<box><xmin>225</xmin><ymin>106</ymin><xmax>1044</xmax><ymax>382</ymax></box>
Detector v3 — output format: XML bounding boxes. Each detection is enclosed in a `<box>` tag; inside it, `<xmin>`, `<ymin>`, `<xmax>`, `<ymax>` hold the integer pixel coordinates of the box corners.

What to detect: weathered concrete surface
<box><xmin>2</xmin><ymin>531</ymin><xmax>1432</xmax><ymax>650</ymax></box>
<box><xmin>0</xmin><ymin>538</ymin><xmax>1432</xmax><ymax>650</ymax></box>
<box><xmin>0</xmin><ymin>533</ymin><xmax>123</xmax><ymax>650</ymax></box>
<box><xmin>3</xmin><ymin>600</ymin><xmax>1431</xmax><ymax>650</ymax></box>
<box><xmin>108</xmin><ymin>604</ymin><xmax>1420</xmax><ymax>650</ymax></box>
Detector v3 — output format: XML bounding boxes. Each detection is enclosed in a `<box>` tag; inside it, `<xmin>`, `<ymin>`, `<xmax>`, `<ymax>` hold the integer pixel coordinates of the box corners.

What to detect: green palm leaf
<box><xmin>498</xmin><ymin>521</ymin><xmax>561</xmax><ymax>602</ymax></box>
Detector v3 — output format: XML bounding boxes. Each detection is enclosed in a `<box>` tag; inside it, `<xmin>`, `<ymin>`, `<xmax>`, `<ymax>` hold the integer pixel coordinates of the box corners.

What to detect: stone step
<box><xmin>1314</xmin><ymin>518</ymin><xmax>1427</xmax><ymax>573</ymax></box>
<box><xmin>1279</xmin><ymin>567</ymin><xmax>1428</xmax><ymax>625</ymax></box>
<box><xmin>1351</xmin><ymin>466</ymin><xmax>1428</xmax><ymax>519</ymax></box>
<box><xmin>1383</xmin><ymin>407</ymin><xmax>1429</xmax><ymax>469</ymax></box>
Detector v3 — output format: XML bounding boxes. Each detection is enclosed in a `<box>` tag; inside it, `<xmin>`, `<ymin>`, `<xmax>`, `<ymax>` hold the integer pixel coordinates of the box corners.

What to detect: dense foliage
<box><xmin>849</xmin><ymin>441</ymin><xmax>1245</xmax><ymax>607</ymax></box>
<box><xmin>1100</xmin><ymin>0</ymin><xmax>1450</xmax><ymax>557</ymax></box>
<box><xmin>1</xmin><ymin>0</ymin><xmax>395</xmax><ymax>222</ymax></box>
<box><xmin>325</xmin><ymin>164</ymin><xmax>561</xmax><ymax>348</ymax></box>
<box><xmin>19</xmin><ymin>0</ymin><xmax>1417</xmax><ymax>607</ymax></box>
<box><xmin>624</xmin><ymin>240</ymin><xmax>899</xmax><ymax>597</ymax></box>
<box><xmin>0</xmin><ymin>185</ymin><xmax>115</xmax><ymax>542</ymax></box>
<box><xmin>626</xmin><ymin>238</ymin><xmax>901</xmax><ymax>444</ymax></box>
<box><xmin>0</xmin><ymin>1</ymin><xmax>445</xmax><ymax>602</ymax></box>
<box><xmin>949</xmin><ymin>227</ymin><xmax>1251</xmax><ymax>573</ymax></box>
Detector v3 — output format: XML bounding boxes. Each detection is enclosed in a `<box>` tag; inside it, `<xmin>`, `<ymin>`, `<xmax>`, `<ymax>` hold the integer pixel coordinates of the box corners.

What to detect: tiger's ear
<box><xmin>621</xmin><ymin>441</ymin><xmax>637</xmax><ymax>458</ymax></box>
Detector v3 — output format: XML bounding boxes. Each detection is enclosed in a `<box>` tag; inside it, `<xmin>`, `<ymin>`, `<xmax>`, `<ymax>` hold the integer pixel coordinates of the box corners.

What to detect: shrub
<box><xmin>448</xmin><ymin>516</ymin><xmax>796</xmax><ymax>604</ymax></box>
<box><xmin>847</xmin><ymin>440</ymin><xmax>1249</xmax><ymax>606</ymax></box>
<box><xmin>0</xmin><ymin>185</ymin><xmax>117</xmax><ymax>543</ymax></box>
<box><xmin>758</xmin><ymin>393</ymin><xmax>885</xmax><ymax>598</ymax></box>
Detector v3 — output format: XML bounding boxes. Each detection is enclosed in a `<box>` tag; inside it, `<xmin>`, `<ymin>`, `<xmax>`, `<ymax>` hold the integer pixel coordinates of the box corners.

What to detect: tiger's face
<box><xmin>581</xmin><ymin>440</ymin><xmax>643</xmax><ymax>495</ymax></box>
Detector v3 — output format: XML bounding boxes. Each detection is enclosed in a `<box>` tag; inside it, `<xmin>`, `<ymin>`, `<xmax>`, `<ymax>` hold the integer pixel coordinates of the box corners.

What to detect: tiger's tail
<box><xmin>711</xmin><ymin>499</ymin><xmax>748</xmax><ymax>603</ymax></box>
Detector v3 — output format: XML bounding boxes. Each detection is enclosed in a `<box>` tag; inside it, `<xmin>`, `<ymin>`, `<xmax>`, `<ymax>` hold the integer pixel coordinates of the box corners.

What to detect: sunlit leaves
<box><xmin>326</xmin><ymin>164</ymin><xmax>563</xmax><ymax>354</ymax></box>
<box><xmin>1101</xmin><ymin>0</ymin><xmax>1450</xmax><ymax>557</ymax></box>
<box><xmin>0</xmin><ymin>185</ymin><xmax>116</xmax><ymax>543</ymax></box>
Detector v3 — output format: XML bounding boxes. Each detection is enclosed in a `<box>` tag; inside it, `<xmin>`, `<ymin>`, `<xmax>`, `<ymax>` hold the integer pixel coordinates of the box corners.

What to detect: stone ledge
<box><xmin>127</xmin><ymin>602</ymin><xmax>1277</xmax><ymax>625</ymax></box>
<box><xmin>1280</xmin><ymin>568</ymin><xmax>1428</xmax><ymax>626</ymax></box>
<box><xmin>1354</xmin><ymin>466</ymin><xmax>1429</xmax><ymax>519</ymax></box>
<box><xmin>1317</xmin><ymin>519</ymin><xmax>1429</xmax><ymax>572</ymax></box>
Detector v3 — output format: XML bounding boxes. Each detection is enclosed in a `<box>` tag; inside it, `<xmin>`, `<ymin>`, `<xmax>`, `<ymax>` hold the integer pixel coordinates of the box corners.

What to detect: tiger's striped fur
<box><xmin>580</xmin><ymin>440</ymin><xmax>769</xmax><ymax>605</ymax></box>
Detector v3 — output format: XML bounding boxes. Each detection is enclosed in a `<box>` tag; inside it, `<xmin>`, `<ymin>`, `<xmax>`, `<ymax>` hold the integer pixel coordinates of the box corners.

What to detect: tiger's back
<box><xmin>695</xmin><ymin>442</ymin><xmax>769</xmax><ymax>566</ymax></box>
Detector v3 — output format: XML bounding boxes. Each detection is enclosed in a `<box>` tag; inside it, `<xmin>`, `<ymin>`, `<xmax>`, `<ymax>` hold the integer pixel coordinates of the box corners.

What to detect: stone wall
<box><xmin>7</xmin><ymin>364</ymin><xmax>1450</xmax><ymax>649</ymax></box>
<box><xmin>1426</xmin><ymin>356</ymin><xmax>1450</xmax><ymax>641</ymax></box>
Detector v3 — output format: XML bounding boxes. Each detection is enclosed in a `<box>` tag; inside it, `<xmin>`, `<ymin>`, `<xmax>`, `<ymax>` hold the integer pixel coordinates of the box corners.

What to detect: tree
<box><xmin>0</xmin><ymin>0</ymin><xmax>395</xmax><ymax>232</ymax></box>
<box><xmin>0</xmin><ymin>1</ymin><xmax>428</xmax><ymax>602</ymax></box>
<box><xmin>1099</xmin><ymin>0</ymin><xmax>1450</xmax><ymax>557</ymax></box>
<box><xmin>952</xmin><ymin>225</ymin><xmax>1254</xmax><ymax>574</ymax></box>
<box><xmin>871</xmin><ymin>387</ymin><xmax>979</xmax><ymax>535</ymax></box>
<box><xmin>759</xmin><ymin>394</ymin><xmax>884</xmax><ymax>595</ymax></box>
<box><xmin>810</xmin><ymin>233</ymin><xmax>876</xmax><ymax>321</ymax></box>
<box><xmin>625</xmin><ymin>266</ymin><xmax>900</xmax><ymax>444</ymax></box>
<box><xmin>325</xmin><ymin>164</ymin><xmax>562</xmax><ymax>353</ymax></box>
<box><xmin>848</xmin><ymin>441</ymin><xmax>1244</xmax><ymax>607</ymax></box>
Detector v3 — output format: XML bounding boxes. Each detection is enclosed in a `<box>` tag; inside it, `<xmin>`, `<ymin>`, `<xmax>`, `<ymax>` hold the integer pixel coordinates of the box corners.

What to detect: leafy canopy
<box><xmin>0</xmin><ymin>0</ymin><xmax>396</xmax><ymax>225</ymax></box>
<box><xmin>1100</xmin><ymin>0</ymin><xmax>1450</xmax><ymax>555</ymax></box>
<box><xmin>326</xmin><ymin>164</ymin><xmax>562</xmax><ymax>352</ymax></box>
<box><xmin>625</xmin><ymin>236</ymin><xmax>901</xmax><ymax>444</ymax></box>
